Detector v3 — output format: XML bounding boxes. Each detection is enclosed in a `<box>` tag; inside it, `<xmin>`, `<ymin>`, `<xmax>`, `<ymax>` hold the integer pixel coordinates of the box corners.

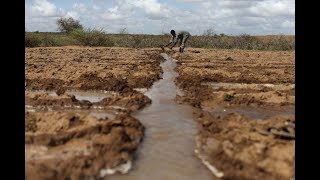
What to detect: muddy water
<box><xmin>25</xmin><ymin>90</ymin><xmax>118</xmax><ymax>103</ymax></box>
<box><xmin>201</xmin><ymin>82</ymin><xmax>295</xmax><ymax>119</ymax></box>
<box><xmin>107</xmin><ymin>53</ymin><xmax>214</xmax><ymax>180</ymax></box>
<box><xmin>65</xmin><ymin>90</ymin><xmax>118</xmax><ymax>103</ymax></box>
<box><xmin>203</xmin><ymin>105</ymin><xmax>295</xmax><ymax>120</ymax></box>
<box><xmin>202</xmin><ymin>82</ymin><xmax>295</xmax><ymax>90</ymax></box>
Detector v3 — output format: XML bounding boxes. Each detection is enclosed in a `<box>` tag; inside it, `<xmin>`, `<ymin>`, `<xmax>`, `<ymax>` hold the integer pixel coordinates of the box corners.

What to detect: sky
<box><xmin>25</xmin><ymin>0</ymin><xmax>295</xmax><ymax>35</ymax></box>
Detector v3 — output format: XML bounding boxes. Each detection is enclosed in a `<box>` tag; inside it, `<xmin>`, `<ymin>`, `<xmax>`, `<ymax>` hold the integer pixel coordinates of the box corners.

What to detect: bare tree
<box><xmin>203</xmin><ymin>28</ymin><xmax>216</xmax><ymax>36</ymax></box>
<box><xmin>119</xmin><ymin>27</ymin><xmax>129</xmax><ymax>34</ymax></box>
<box><xmin>56</xmin><ymin>17</ymin><xmax>83</xmax><ymax>33</ymax></box>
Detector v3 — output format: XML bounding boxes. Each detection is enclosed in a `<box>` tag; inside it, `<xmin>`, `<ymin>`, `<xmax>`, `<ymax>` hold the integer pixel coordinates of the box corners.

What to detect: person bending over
<box><xmin>163</xmin><ymin>30</ymin><xmax>191</xmax><ymax>53</ymax></box>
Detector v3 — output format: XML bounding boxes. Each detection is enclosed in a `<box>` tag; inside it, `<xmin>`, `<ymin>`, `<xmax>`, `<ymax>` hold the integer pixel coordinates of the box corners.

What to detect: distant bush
<box><xmin>188</xmin><ymin>34</ymin><xmax>294</xmax><ymax>51</ymax></box>
<box><xmin>112</xmin><ymin>34</ymin><xmax>165</xmax><ymax>48</ymax></box>
<box><xmin>203</xmin><ymin>28</ymin><xmax>216</xmax><ymax>36</ymax></box>
<box><xmin>189</xmin><ymin>36</ymin><xmax>212</xmax><ymax>48</ymax></box>
<box><xmin>236</xmin><ymin>34</ymin><xmax>259</xmax><ymax>50</ymax></box>
<box><xmin>25</xmin><ymin>33</ymin><xmax>62</xmax><ymax>47</ymax></box>
<box><xmin>71</xmin><ymin>28</ymin><xmax>114</xmax><ymax>46</ymax></box>
<box><xmin>25</xmin><ymin>33</ymin><xmax>42</xmax><ymax>47</ymax></box>
<box><xmin>57</xmin><ymin>17</ymin><xmax>83</xmax><ymax>33</ymax></box>
<box><xmin>24</xmin><ymin>31</ymin><xmax>294</xmax><ymax>51</ymax></box>
<box><xmin>119</xmin><ymin>28</ymin><xmax>129</xmax><ymax>34</ymax></box>
<box><xmin>42</xmin><ymin>33</ymin><xmax>61</xmax><ymax>46</ymax></box>
<box><xmin>267</xmin><ymin>35</ymin><xmax>295</xmax><ymax>51</ymax></box>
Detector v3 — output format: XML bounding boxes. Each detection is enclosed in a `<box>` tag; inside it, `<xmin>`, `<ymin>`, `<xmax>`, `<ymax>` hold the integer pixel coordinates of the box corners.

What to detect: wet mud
<box><xmin>172</xmin><ymin>48</ymin><xmax>295</xmax><ymax>179</ymax></box>
<box><xmin>26</xmin><ymin>112</ymin><xmax>144</xmax><ymax>179</ymax></box>
<box><xmin>25</xmin><ymin>47</ymin><xmax>295</xmax><ymax>179</ymax></box>
<box><xmin>25</xmin><ymin>47</ymin><xmax>161</xmax><ymax>179</ymax></box>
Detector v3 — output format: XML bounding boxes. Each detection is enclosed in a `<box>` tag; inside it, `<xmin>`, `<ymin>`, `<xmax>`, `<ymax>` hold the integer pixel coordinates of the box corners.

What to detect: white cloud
<box><xmin>72</xmin><ymin>3</ymin><xmax>87</xmax><ymax>13</ymax></box>
<box><xmin>65</xmin><ymin>11</ymin><xmax>79</xmax><ymax>20</ymax></box>
<box><xmin>26</xmin><ymin>0</ymin><xmax>64</xmax><ymax>17</ymax></box>
<box><xmin>282</xmin><ymin>20</ymin><xmax>294</xmax><ymax>28</ymax></box>
<box><xmin>218</xmin><ymin>1</ymin><xmax>255</xmax><ymax>9</ymax></box>
<box><xmin>25</xmin><ymin>0</ymin><xmax>295</xmax><ymax>35</ymax></box>
<box><xmin>176</xmin><ymin>0</ymin><xmax>208</xmax><ymax>2</ymax></box>
<box><xmin>249</xmin><ymin>0</ymin><xmax>295</xmax><ymax>17</ymax></box>
<box><xmin>25</xmin><ymin>0</ymin><xmax>66</xmax><ymax>32</ymax></box>
<box><xmin>93</xmin><ymin>5</ymin><xmax>100</xmax><ymax>10</ymax></box>
<box><xmin>135</xmin><ymin>0</ymin><xmax>170</xmax><ymax>19</ymax></box>
<box><xmin>193</xmin><ymin>0</ymin><xmax>295</xmax><ymax>35</ymax></box>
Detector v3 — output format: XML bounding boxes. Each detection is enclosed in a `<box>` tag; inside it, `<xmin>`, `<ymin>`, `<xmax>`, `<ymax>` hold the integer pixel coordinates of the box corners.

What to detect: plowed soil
<box><xmin>25</xmin><ymin>112</ymin><xmax>144</xmax><ymax>179</ymax></box>
<box><xmin>172</xmin><ymin>48</ymin><xmax>295</xmax><ymax>179</ymax></box>
<box><xmin>25</xmin><ymin>47</ymin><xmax>163</xmax><ymax>90</ymax></box>
<box><xmin>25</xmin><ymin>47</ymin><xmax>163</xmax><ymax>179</ymax></box>
<box><xmin>25</xmin><ymin>46</ymin><xmax>295</xmax><ymax>180</ymax></box>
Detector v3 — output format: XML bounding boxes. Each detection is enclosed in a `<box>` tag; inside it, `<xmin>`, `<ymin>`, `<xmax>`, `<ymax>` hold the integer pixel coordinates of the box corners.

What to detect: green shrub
<box><xmin>119</xmin><ymin>28</ymin><xmax>129</xmax><ymax>34</ymax></box>
<box><xmin>25</xmin><ymin>33</ymin><xmax>42</xmax><ymax>47</ymax></box>
<box><xmin>236</xmin><ymin>34</ymin><xmax>259</xmax><ymax>50</ymax></box>
<box><xmin>24</xmin><ymin>31</ymin><xmax>295</xmax><ymax>50</ymax></box>
<box><xmin>71</xmin><ymin>28</ymin><xmax>114</xmax><ymax>46</ymax></box>
<box><xmin>42</xmin><ymin>33</ymin><xmax>61</xmax><ymax>46</ymax></box>
<box><xmin>57</xmin><ymin>17</ymin><xmax>83</xmax><ymax>33</ymax></box>
<box><xmin>268</xmin><ymin>35</ymin><xmax>295</xmax><ymax>51</ymax></box>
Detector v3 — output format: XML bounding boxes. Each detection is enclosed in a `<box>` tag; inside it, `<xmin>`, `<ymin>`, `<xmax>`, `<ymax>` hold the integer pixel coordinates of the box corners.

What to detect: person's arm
<box><xmin>164</xmin><ymin>35</ymin><xmax>174</xmax><ymax>47</ymax></box>
<box><xmin>169</xmin><ymin>36</ymin><xmax>178</xmax><ymax>49</ymax></box>
<box><xmin>163</xmin><ymin>41</ymin><xmax>172</xmax><ymax>47</ymax></box>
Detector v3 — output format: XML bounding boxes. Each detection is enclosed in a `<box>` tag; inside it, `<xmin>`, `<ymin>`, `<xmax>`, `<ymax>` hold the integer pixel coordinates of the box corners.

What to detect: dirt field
<box><xmin>171</xmin><ymin>48</ymin><xmax>295</xmax><ymax>179</ymax></box>
<box><xmin>25</xmin><ymin>47</ymin><xmax>163</xmax><ymax>90</ymax></box>
<box><xmin>25</xmin><ymin>47</ymin><xmax>163</xmax><ymax>179</ymax></box>
<box><xmin>25</xmin><ymin>47</ymin><xmax>294</xmax><ymax>179</ymax></box>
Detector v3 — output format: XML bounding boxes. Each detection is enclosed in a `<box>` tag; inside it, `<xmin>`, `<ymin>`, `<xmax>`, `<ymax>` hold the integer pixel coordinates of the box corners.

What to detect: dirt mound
<box><xmin>193</xmin><ymin>110</ymin><xmax>294</xmax><ymax>179</ymax></box>
<box><xmin>25</xmin><ymin>78</ymin><xmax>67</xmax><ymax>90</ymax></box>
<box><xmin>175</xmin><ymin>74</ymin><xmax>294</xmax><ymax>108</ymax></box>
<box><xmin>172</xmin><ymin>49</ymin><xmax>295</xmax><ymax>179</ymax></box>
<box><xmin>97</xmin><ymin>91</ymin><xmax>151</xmax><ymax>112</ymax></box>
<box><xmin>175</xmin><ymin>48</ymin><xmax>294</xmax><ymax>84</ymax></box>
<box><xmin>25</xmin><ymin>91</ymin><xmax>93</xmax><ymax>108</ymax></box>
<box><xmin>75</xmin><ymin>72</ymin><xmax>132</xmax><ymax>92</ymax></box>
<box><xmin>25</xmin><ymin>112</ymin><xmax>144</xmax><ymax>179</ymax></box>
<box><xmin>225</xmin><ymin>57</ymin><xmax>234</xmax><ymax>61</ymax></box>
<box><xmin>25</xmin><ymin>90</ymin><xmax>152</xmax><ymax>112</ymax></box>
<box><xmin>25</xmin><ymin>47</ymin><xmax>164</xmax><ymax>91</ymax></box>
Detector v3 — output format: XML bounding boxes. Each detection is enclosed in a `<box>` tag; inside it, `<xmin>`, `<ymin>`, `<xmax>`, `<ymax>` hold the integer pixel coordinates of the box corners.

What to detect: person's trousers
<box><xmin>179</xmin><ymin>34</ymin><xmax>189</xmax><ymax>52</ymax></box>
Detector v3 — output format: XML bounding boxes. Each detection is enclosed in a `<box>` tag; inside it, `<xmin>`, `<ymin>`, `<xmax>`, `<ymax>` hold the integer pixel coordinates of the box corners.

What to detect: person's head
<box><xmin>170</xmin><ymin>30</ymin><xmax>176</xmax><ymax>36</ymax></box>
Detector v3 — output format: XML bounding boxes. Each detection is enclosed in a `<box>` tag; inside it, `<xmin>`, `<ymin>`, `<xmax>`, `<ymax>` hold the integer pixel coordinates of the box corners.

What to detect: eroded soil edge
<box><xmin>172</xmin><ymin>49</ymin><xmax>295</xmax><ymax>180</ymax></box>
<box><xmin>25</xmin><ymin>47</ymin><xmax>164</xmax><ymax>179</ymax></box>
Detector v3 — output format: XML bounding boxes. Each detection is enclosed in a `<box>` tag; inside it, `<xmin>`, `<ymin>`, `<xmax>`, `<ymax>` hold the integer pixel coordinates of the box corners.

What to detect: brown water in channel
<box><xmin>107</xmin><ymin>53</ymin><xmax>215</xmax><ymax>180</ymax></box>
<box><xmin>203</xmin><ymin>105</ymin><xmax>295</xmax><ymax>120</ymax></box>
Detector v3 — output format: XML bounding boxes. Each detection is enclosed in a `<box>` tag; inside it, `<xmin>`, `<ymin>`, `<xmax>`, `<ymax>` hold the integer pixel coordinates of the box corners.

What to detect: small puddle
<box><xmin>65</xmin><ymin>90</ymin><xmax>117</xmax><ymax>103</ymax></box>
<box><xmin>25</xmin><ymin>90</ymin><xmax>118</xmax><ymax>103</ymax></box>
<box><xmin>202</xmin><ymin>82</ymin><xmax>295</xmax><ymax>90</ymax></box>
<box><xmin>201</xmin><ymin>82</ymin><xmax>295</xmax><ymax>119</ymax></box>
<box><xmin>203</xmin><ymin>105</ymin><xmax>295</xmax><ymax>120</ymax></box>
<box><xmin>107</xmin><ymin>53</ymin><xmax>214</xmax><ymax>180</ymax></box>
<box><xmin>133</xmin><ymin>88</ymin><xmax>148</xmax><ymax>94</ymax></box>
<box><xmin>25</xmin><ymin>90</ymin><xmax>58</xmax><ymax>96</ymax></box>
<box><xmin>25</xmin><ymin>108</ymin><xmax>117</xmax><ymax>120</ymax></box>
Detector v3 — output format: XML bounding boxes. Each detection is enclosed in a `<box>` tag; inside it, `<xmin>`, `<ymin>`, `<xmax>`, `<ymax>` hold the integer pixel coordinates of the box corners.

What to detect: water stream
<box><xmin>107</xmin><ymin>53</ymin><xmax>215</xmax><ymax>180</ymax></box>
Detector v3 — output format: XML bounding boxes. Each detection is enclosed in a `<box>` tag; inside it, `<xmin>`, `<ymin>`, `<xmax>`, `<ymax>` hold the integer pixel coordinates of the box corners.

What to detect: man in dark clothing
<box><xmin>163</xmin><ymin>30</ymin><xmax>191</xmax><ymax>53</ymax></box>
